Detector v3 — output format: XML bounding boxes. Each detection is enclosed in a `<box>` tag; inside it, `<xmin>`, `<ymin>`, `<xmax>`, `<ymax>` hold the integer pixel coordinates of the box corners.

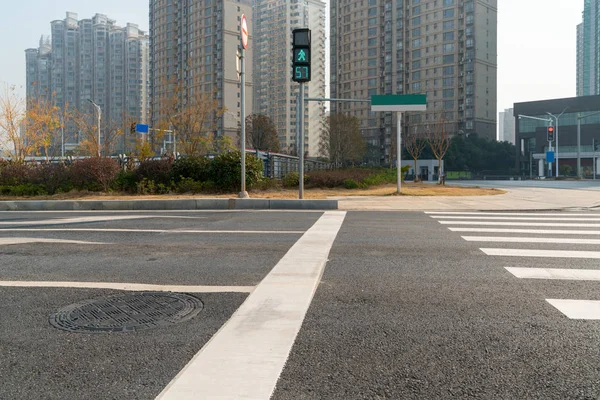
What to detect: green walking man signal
<box><xmin>292</xmin><ymin>28</ymin><xmax>311</xmax><ymax>83</ymax></box>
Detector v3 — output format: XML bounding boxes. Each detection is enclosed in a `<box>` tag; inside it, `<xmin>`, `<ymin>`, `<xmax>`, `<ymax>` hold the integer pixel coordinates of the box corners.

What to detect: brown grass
<box><xmin>0</xmin><ymin>183</ymin><xmax>504</xmax><ymax>201</ymax></box>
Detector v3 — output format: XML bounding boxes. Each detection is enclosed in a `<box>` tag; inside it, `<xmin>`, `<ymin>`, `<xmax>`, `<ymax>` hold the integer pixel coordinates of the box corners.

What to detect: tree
<box><xmin>25</xmin><ymin>93</ymin><xmax>64</xmax><ymax>161</ymax></box>
<box><xmin>426</xmin><ymin>112</ymin><xmax>452</xmax><ymax>184</ymax></box>
<box><xmin>320</xmin><ymin>113</ymin><xmax>366</xmax><ymax>167</ymax></box>
<box><xmin>404</xmin><ymin>125</ymin><xmax>427</xmax><ymax>182</ymax></box>
<box><xmin>0</xmin><ymin>83</ymin><xmax>32</xmax><ymax>162</ymax></box>
<box><xmin>244</xmin><ymin>114</ymin><xmax>280</xmax><ymax>152</ymax></box>
<box><xmin>158</xmin><ymin>77</ymin><xmax>226</xmax><ymax>157</ymax></box>
<box><xmin>72</xmin><ymin>109</ymin><xmax>123</xmax><ymax>157</ymax></box>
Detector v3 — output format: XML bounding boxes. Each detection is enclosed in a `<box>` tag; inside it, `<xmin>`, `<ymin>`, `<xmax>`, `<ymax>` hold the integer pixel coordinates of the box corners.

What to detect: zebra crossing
<box><xmin>427</xmin><ymin>211</ymin><xmax>600</xmax><ymax>320</ymax></box>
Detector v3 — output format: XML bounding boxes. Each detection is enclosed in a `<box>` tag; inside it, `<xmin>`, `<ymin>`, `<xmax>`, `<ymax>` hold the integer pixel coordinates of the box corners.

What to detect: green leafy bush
<box><xmin>172</xmin><ymin>156</ymin><xmax>211</xmax><ymax>182</ymax></box>
<box><xmin>175</xmin><ymin>177</ymin><xmax>207</xmax><ymax>194</ymax></box>
<box><xmin>112</xmin><ymin>170</ymin><xmax>137</xmax><ymax>193</ymax></box>
<box><xmin>0</xmin><ymin>184</ymin><xmax>48</xmax><ymax>196</ymax></box>
<box><xmin>343</xmin><ymin>179</ymin><xmax>360</xmax><ymax>189</ymax></box>
<box><xmin>135</xmin><ymin>159</ymin><xmax>173</xmax><ymax>186</ymax></box>
<box><xmin>282</xmin><ymin>172</ymin><xmax>300</xmax><ymax>188</ymax></box>
<box><xmin>307</xmin><ymin>167</ymin><xmax>410</xmax><ymax>189</ymax></box>
<box><xmin>209</xmin><ymin>151</ymin><xmax>263</xmax><ymax>191</ymax></box>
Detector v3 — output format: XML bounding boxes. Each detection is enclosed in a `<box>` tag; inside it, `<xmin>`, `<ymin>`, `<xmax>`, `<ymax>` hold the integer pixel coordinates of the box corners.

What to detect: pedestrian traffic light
<box><xmin>547</xmin><ymin>126</ymin><xmax>555</xmax><ymax>142</ymax></box>
<box><xmin>292</xmin><ymin>28</ymin><xmax>311</xmax><ymax>83</ymax></box>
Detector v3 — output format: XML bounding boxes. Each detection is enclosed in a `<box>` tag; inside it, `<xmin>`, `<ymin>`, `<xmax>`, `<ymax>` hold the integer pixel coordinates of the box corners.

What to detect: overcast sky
<box><xmin>0</xmin><ymin>0</ymin><xmax>583</xmax><ymax>119</ymax></box>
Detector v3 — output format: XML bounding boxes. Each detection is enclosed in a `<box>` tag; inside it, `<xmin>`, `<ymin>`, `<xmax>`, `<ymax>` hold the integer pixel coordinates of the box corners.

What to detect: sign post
<box><xmin>371</xmin><ymin>94</ymin><xmax>427</xmax><ymax>194</ymax></box>
<box><xmin>239</xmin><ymin>14</ymin><xmax>249</xmax><ymax>198</ymax></box>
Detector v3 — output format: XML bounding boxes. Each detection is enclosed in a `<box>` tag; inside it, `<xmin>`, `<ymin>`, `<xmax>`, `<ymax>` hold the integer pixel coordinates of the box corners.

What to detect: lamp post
<box><xmin>518</xmin><ymin>114</ymin><xmax>553</xmax><ymax>177</ymax></box>
<box><xmin>576</xmin><ymin>111</ymin><xmax>600</xmax><ymax>178</ymax></box>
<box><xmin>546</xmin><ymin>108</ymin><xmax>568</xmax><ymax>177</ymax></box>
<box><xmin>88</xmin><ymin>99</ymin><xmax>102</xmax><ymax>157</ymax></box>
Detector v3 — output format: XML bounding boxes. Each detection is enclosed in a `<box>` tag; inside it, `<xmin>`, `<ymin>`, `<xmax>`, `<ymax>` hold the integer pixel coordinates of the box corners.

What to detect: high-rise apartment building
<box><xmin>498</xmin><ymin>108</ymin><xmax>515</xmax><ymax>144</ymax></box>
<box><xmin>577</xmin><ymin>0</ymin><xmax>597</xmax><ymax>96</ymax></box>
<box><xmin>150</xmin><ymin>0</ymin><xmax>253</xmax><ymax>141</ymax></box>
<box><xmin>25</xmin><ymin>12</ymin><xmax>150</xmax><ymax>153</ymax></box>
<box><xmin>253</xmin><ymin>0</ymin><xmax>326</xmax><ymax>156</ymax></box>
<box><xmin>331</xmin><ymin>0</ymin><xmax>497</xmax><ymax>164</ymax></box>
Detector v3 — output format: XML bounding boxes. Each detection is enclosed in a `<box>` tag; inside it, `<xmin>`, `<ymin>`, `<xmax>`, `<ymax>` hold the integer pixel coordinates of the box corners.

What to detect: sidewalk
<box><xmin>335</xmin><ymin>187</ymin><xmax>600</xmax><ymax>211</ymax></box>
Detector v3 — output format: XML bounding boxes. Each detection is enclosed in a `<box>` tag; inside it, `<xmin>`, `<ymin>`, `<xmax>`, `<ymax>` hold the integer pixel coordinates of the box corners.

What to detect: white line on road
<box><xmin>546</xmin><ymin>299</ymin><xmax>600</xmax><ymax>320</ymax></box>
<box><xmin>426</xmin><ymin>212</ymin><xmax>600</xmax><ymax>216</ymax></box>
<box><xmin>0</xmin><ymin>238</ymin><xmax>109</xmax><ymax>245</ymax></box>
<box><xmin>449</xmin><ymin>228</ymin><xmax>600</xmax><ymax>235</ymax></box>
<box><xmin>431</xmin><ymin>215</ymin><xmax>600</xmax><ymax>221</ymax></box>
<box><xmin>481</xmin><ymin>248</ymin><xmax>600</xmax><ymax>259</ymax></box>
<box><xmin>0</xmin><ymin>228</ymin><xmax>304</xmax><ymax>234</ymax></box>
<box><xmin>462</xmin><ymin>236</ymin><xmax>600</xmax><ymax>245</ymax></box>
<box><xmin>0</xmin><ymin>281</ymin><xmax>254</xmax><ymax>293</ymax></box>
<box><xmin>440</xmin><ymin>221</ymin><xmax>600</xmax><ymax>227</ymax></box>
<box><xmin>0</xmin><ymin>215</ymin><xmax>208</xmax><ymax>226</ymax></box>
<box><xmin>506</xmin><ymin>267</ymin><xmax>600</xmax><ymax>281</ymax></box>
<box><xmin>156</xmin><ymin>211</ymin><xmax>347</xmax><ymax>400</ymax></box>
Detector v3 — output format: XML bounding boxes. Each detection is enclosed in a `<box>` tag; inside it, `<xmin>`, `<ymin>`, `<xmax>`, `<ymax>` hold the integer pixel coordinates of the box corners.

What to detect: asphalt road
<box><xmin>1</xmin><ymin>210</ymin><xmax>600</xmax><ymax>399</ymax></box>
<box><xmin>447</xmin><ymin>179</ymin><xmax>600</xmax><ymax>191</ymax></box>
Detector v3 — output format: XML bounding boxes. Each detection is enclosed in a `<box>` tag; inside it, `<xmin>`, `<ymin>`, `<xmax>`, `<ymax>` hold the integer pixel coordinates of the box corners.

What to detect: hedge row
<box><xmin>282</xmin><ymin>166</ymin><xmax>410</xmax><ymax>190</ymax></box>
<box><xmin>0</xmin><ymin>151</ymin><xmax>264</xmax><ymax>196</ymax></box>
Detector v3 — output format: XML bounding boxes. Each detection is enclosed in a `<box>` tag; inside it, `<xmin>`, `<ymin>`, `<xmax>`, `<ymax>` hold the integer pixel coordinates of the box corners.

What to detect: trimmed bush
<box><xmin>135</xmin><ymin>159</ymin><xmax>174</xmax><ymax>186</ymax></box>
<box><xmin>282</xmin><ymin>172</ymin><xmax>299</xmax><ymax>188</ymax></box>
<box><xmin>70</xmin><ymin>158</ymin><xmax>120</xmax><ymax>192</ymax></box>
<box><xmin>209</xmin><ymin>151</ymin><xmax>263</xmax><ymax>191</ymax></box>
<box><xmin>112</xmin><ymin>170</ymin><xmax>137</xmax><ymax>193</ymax></box>
<box><xmin>0</xmin><ymin>183</ymin><xmax>47</xmax><ymax>196</ymax></box>
<box><xmin>343</xmin><ymin>179</ymin><xmax>360</xmax><ymax>189</ymax></box>
<box><xmin>172</xmin><ymin>156</ymin><xmax>211</xmax><ymax>183</ymax></box>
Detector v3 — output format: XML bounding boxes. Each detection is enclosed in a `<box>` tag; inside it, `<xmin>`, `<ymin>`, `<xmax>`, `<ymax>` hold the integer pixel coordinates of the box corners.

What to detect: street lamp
<box><xmin>546</xmin><ymin>107</ymin><xmax>568</xmax><ymax>177</ymax></box>
<box><xmin>576</xmin><ymin>111</ymin><xmax>600</xmax><ymax>178</ymax></box>
<box><xmin>88</xmin><ymin>99</ymin><xmax>102</xmax><ymax>157</ymax></box>
<box><xmin>518</xmin><ymin>114</ymin><xmax>553</xmax><ymax>177</ymax></box>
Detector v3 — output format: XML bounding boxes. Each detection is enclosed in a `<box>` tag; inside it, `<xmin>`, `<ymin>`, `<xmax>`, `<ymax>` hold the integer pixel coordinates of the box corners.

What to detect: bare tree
<box><xmin>25</xmin><ymin>93</ymin><xmax>64</xmax><ymax>161</ymax></box>
<box><xmin>72</xmin><ymin>109</ymin><xmax>123</xmax><ymax>157</ymax></box>
<box><xmin>158</xmin><ymin>77</ymin><xmax>225</xmax><ymax>156</ymax></box>
<box><xmin>320</xmin><ymin>113</ymin><xmax>366</xmax><ymax>167</ymax></box>
<box><xmin>404</xmin><ymin>125</ymin><xmax>427</xmax><ymax>182</ymax></box>
<box><xmin>245</xmin><ymin>114</ymin><xmax>280</xmax><ymax>152</ymax></box>
<box><xmin>0</xmin><ymin>83</ymin><xmax>32</xmax><ymax>162</ymax></box>
<box><xmin>426</xmin><ymin>112</ymin><xmax>451</xmax><ymax>184</ymax></box>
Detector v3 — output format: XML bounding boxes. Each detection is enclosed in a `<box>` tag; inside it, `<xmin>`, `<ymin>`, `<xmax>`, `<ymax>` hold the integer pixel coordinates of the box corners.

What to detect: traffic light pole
<box><xmin>298</xmin><ymin>83</ymin><xmax>305</xmax><ymax>199</ymax></box>
<box><xmin>239</xmin><ymin>47</ymin><xmax>248</xmax><ymax>199</ymax></box>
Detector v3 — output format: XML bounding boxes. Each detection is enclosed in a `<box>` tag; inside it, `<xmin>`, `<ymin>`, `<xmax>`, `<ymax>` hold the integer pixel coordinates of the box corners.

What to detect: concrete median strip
<box><xmin>0</xmin><ymin>281</ymin><xmax>254</xmax><ymax>293</ymax></box>
<box><xmin>156</xmin><ymin>211</ymin><xmax>347</xmax><ymax>400</ymax></box>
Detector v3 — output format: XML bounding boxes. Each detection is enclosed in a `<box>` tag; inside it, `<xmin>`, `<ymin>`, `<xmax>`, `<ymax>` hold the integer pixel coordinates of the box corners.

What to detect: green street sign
<box><xmin>371</xmin><ymin>94</ymin><xmax>427</xmax><ymax>112</ymax></box>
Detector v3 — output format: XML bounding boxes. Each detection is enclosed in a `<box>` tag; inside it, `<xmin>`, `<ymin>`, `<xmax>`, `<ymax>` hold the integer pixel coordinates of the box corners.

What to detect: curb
<box><xmin>0</xmin><ymin>198</ymin><xmax>338</xmax><ymax>211</ymax></box>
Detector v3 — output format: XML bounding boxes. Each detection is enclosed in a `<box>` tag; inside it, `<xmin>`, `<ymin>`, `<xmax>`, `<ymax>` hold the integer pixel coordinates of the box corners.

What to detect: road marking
<box><xmin>0</xmin><ymin>215</ymin><xmax>153</xmax><ymax>226</ymax></box>
<box><xmin>0</xmin><ymin>228</ymin><xmax>304</xmax><ymax>234</ymax></box>
<box><xmin>506</xmin><ymin>267</ymin><xmax>600</xmax><ymax>281</ymax></box>
<box><xmin>463</xmin><ymin>236</ymin><xmax>600</xmax><ymax>245</ymax></box>
<box><xmin>449</xmin><ymin>227</ymin><xmax>600</xmax><ymax>235</ymax></box>
<box><xmin>0</xmin><ymin>238</ymin><xmax>109</xmax><ymax>245</ymax></box>
<box><xmin>440</xmin><ymin>221</ymin><xmax>600</xmax><ymax>227</ymax></box>
<box><xmin>426</xmin><ymin>212</ymin><xmax>600</xmax><ymax>216</ymax></box>
<box><xmin>0</xmin><ymin>281</ymin><xmax>254</xmax><ymax>293</ymax></box>
<box><xmin>546</xmin><ymin>299</ymin><xmax>600</xmax><ymax>320</ymax></box>
<box><xmin>431</xmin><ymin>215</ymin><xmax>600</xmax><ymax>221</ymax></box>
<box><xmin>481</xmin><ymin>248</ymin><xmax>600</xmax><ymax>259</ymax></box>
<box><xmin>156</xmin><ymin>211</ymin><xmax>347</xmax><ymax>400</ymax></box>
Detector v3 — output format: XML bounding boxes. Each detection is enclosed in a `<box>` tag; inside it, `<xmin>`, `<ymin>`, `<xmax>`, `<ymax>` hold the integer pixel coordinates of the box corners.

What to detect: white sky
<box><xmin>0</xmin><ymin>0</ymin><xmax>583</xmax><ymax>120</ymax></box>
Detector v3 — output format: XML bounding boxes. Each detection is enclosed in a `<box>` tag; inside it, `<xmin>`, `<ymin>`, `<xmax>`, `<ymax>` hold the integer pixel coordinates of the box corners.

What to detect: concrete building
<box><xmin>331</xmin><ymin>0</ymin><xmax>497</xmax><ymax>164</ymax></box>
<box><xmin>253</xmin><ymin>0</ymin><xmax>326</xmax><ymax>157</ymax></box>
<box><xmin>514</xmin><ymin>95</ymin><xmax>600</xmax><ymax>178</ymax></box>
<box><xmin>150</xmin><ymin>0</ymin><xmax>253</xmax><ymax>143</ymax></box>
<box><xmin>25</xmin><ymin>12</ymin><xmax>150</xmax><ymax>153</ymax></box>
<box><xmin>498</xmin><ymin>107</ymin><xmax>515</xmax><ymax>144</ymax></box>
<box><xmin>577</xmin><ymin>0</ymin><xmax>598</xmax><ymax>97</ymax></box>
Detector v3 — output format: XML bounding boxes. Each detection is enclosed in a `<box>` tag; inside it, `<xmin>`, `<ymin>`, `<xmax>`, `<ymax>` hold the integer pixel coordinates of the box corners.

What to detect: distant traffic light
<box><xmin>130</xmin><ymin>122</ymin><xmax>137</xmax><ymax>134</ymax></box>
<box><xmin>547</xmin><ymin>126</ymin><xmax>555</xmax><ymax>142</ymax></box>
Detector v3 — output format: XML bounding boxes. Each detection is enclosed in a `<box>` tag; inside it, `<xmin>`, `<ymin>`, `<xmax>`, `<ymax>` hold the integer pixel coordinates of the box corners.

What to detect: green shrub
<box><xmin>136</xmin><ymin>178</ymin><xmax>172</xmax><ymax>195</ymax></box>
<box><xmin>112</xmin><ymin>170</ymin><xmax>137</xmax><ymax>193</ymax></box>
<box><xmin>33</xmin><ymin>164</ymin><xmax>72</xmax><ymax>194</ymax></box>
<box><xmin>0</xmin><ymin>184</ymin><xmax>48</xmax><ymax>196</ymax></box>
<box><xmin>209</xmin><ymin>151</ymin><xmax>263</xmax><ymax>191</ymax></box>
<box><xmin>175</xmin><ymin>177</ymin><xmax>205</xmax><ymax>194</ymax></box>
<box><xmin>255</xmin><ymin>178</ymin><xmax>280</xmax><ymax>191</ymax></box>
<box><xmin>135</xmin><ymin>159</ymin><xmax>173</xmax><ymax>186</ymax></box>
<box><xmin>282</xmin><ymin>172</ymin><xmax>300</xmax><ymax>188</ymax></box>
<box><xmin>172</xmin><ymin>156</ymin><xmax>211</xmax><ymax>182</ymax></box>
<box><xmin>70</xmin><ymin>157</ymin><xmax>120</xmax><ymax>192</ymax></box>
<box><xmin>343</xmin><ymin>179</ymin><xmax>360</xmax><ymax>189</ymax></box>
<box><xmin>0</xmin><ymin>163</ymin><xmax>34</xmax><ymax>186</ymax></box>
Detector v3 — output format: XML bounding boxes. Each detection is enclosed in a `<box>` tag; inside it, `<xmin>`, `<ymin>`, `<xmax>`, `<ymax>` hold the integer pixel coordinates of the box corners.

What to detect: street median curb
<box><xmin>0</xmin><ymin>198</ymin><xmax>338</xmax><ymax>211</ymax></box>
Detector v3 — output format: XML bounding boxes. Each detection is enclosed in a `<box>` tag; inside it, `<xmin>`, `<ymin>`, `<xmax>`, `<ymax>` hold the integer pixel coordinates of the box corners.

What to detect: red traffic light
<box><xmin>548</xmin><ymin>126</ymin><xmax>554</xmax><ymax>132</ymax></box>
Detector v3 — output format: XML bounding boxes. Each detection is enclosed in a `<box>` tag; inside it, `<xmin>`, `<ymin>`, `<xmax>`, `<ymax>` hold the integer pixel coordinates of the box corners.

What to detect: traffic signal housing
<box><xmin>130</xmin><ymin>122</ymin><xmax>137</xmax><ymax>134</ymax></box>
<box><xmin>292</xmin><ymin>28</ymin><xmax>311</xmax><ymax>83</ymax></box>
<box><xmin>547</xmin><ymin>126</ymin><xmax>555</xmax><ymax>142</ymax></box>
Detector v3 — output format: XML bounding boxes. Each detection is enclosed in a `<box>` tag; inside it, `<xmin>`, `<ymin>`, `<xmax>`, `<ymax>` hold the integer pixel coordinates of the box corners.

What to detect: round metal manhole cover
<box><xmin>49</xmin><ymin>292</ymin><xmax>203</xmax><ymax>333</ymax></box>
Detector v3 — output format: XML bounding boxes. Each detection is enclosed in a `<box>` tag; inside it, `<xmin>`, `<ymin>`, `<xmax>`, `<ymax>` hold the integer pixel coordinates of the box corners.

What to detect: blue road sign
<box><xmin>546</xmin><ymin>151</ymin><xmax>555</xmax><ymax>163</ymax></box>
<box><xmin>136</xmin><ymin>124</ymin><xmax>149</xmax><ymax>134</ymax></box>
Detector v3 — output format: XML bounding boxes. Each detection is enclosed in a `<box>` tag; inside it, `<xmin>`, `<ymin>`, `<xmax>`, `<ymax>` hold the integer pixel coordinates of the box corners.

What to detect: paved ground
<box><xmin>2</xmin><ymin>209</ymin><xmax>600</xmax><ymax>399</ymax></box>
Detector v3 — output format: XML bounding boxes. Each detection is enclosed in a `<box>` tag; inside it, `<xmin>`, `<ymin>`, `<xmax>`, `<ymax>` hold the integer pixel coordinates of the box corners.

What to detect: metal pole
<box><xmin>299</xmin><ymin>83</ymin><xmax>305</xmax><ymax>199</ymax></box>
<box><xmin>61</xmin><ymin>117</ymin><xmax>64</xmax><ymax>159</ymax></box>
<box><xmin>577</xmin><ymin>117</ymin><xmax>582</xmax><ymax>178</ymax></box>
<box><xmin>529</xmin><ymin>151</ymin><xmax>532</xmax><ymax>179</ymax></box>
<box><xmin>548</xmin><ymin>141</ymin><xmax>552</xmax><ymax>178</ymax></box>
<box><xmin>397</xmin><ymin>112</ymin><xmax>402</xmax><ymax>194</ymax></box>
<box><xmin>97</xmin><ymin>108</ymin><xmax>101</xmax><ymax>157</ymax></box>
<box><xmin>239</xmin><ymin>47</ymin><xmax>248</xmax><ymax>198</ymax></box>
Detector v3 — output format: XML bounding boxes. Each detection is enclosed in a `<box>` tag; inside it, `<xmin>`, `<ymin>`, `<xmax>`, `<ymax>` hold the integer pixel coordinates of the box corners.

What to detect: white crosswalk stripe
<box><xmin>428</xmin><ymin>211</ymin><xmax>600</xmax><ymax>320</ymax></box>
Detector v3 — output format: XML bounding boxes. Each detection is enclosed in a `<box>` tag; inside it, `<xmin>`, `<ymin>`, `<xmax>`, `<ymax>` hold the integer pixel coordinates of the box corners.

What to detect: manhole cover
<box><xmin>49</xmin><ymin>292</ymin><xmax>203</xmax><ymax>333</ymax></box>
